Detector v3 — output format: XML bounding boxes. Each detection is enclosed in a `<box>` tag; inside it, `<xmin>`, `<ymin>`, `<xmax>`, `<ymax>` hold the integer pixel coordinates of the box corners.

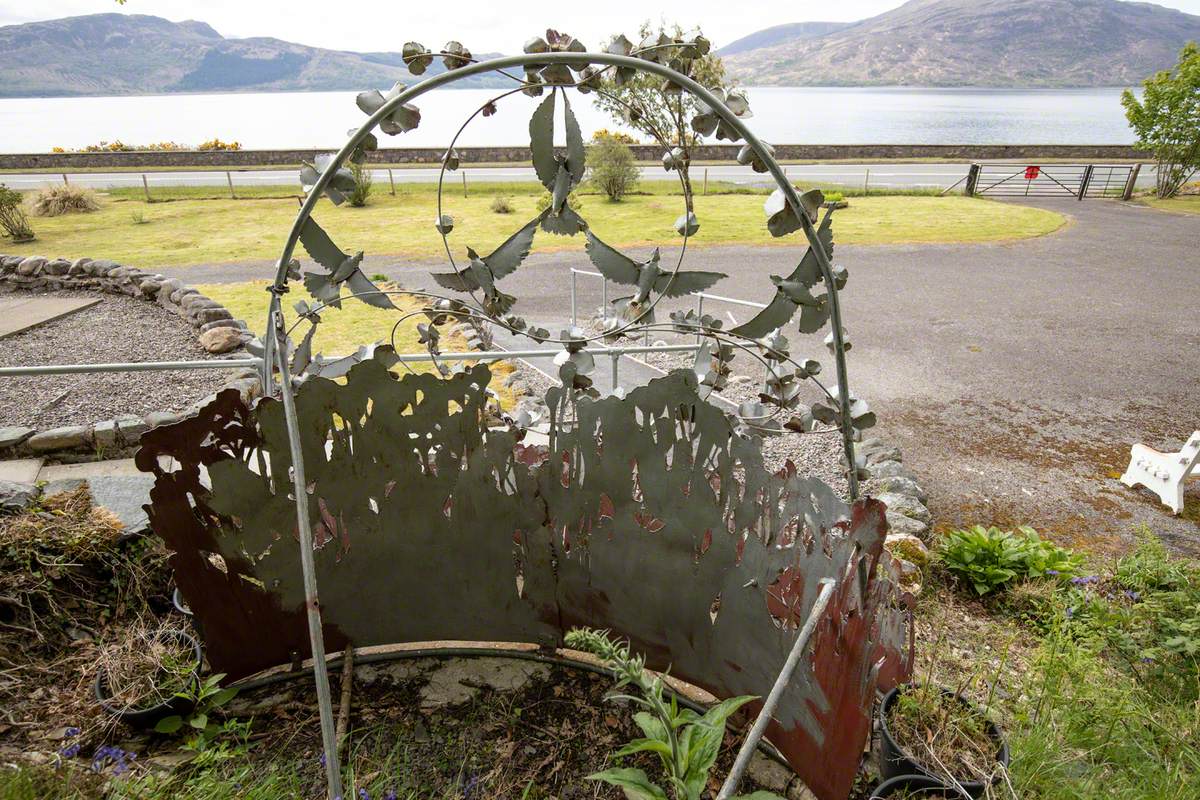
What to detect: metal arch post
<box><xmin>267</xmin><ymin>49</ymin><xmax>861</xmax><ymax>496</ymax></box>
<box><xmin>271</xmin><ymin>310</ymin><xmax>342</xmax><ymax>800</ymax></box>
<box><xmin>716</xmin><ymin>578</ymin><xmax>836</xmax><ymax>800</ymax></box>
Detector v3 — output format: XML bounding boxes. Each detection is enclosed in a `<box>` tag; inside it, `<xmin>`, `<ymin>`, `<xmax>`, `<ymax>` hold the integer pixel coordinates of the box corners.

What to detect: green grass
<box><xmin>0</xmin><ymin>183</ymin><xmax>1066</xmax><ymax>268</ymax></box>
<box><xmin>1142</xmin><ymin>194</ymin><xmax>1200</xmax><ymax>215</ymax></box>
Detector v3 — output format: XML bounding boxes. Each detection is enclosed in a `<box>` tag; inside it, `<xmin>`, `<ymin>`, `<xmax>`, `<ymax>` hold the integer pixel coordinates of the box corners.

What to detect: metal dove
<box><xmin>297</xmin><ymin>217</ymin><xmax>395</xmax><ymax>310</ymax></box>
<box><xmin>584</xmin><ymin>231</ymin><xmax>725</xmax><ymax>322</ymax></box>
<box><xmin>430</xmin><ymin>212</ymin><xmax>542</xmax><ymax>316</ymax></box>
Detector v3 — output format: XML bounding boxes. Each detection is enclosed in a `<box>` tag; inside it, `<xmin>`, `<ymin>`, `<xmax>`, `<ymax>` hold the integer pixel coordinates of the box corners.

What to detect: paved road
<box><xmin>1</xmin><ymin>162</ymin><xmax>1156</xmax><ymax>193</ymax></box>
<box><xmin>168</xmin><ymin>198</ymin><xmax>1199</xmax><ymax>555</ymax></box>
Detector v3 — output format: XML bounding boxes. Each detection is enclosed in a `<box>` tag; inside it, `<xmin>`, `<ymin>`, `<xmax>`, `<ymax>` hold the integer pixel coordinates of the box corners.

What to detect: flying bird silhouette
<box><xmin>731</xmin><ymin>210</ymin><xmax>836</xmax><ymax>338</ymax></box>
<box><xmin>584</xmin><ymin>231</ymin><xmax>725</xmax><ymax>323</ymax></box>
<box><xmin>298</xmin><ymin>217</ymin><xmax>395</xmax><ymax>310</ymax></box>
<box><xmin>430</xmin><ymin>212</ymin><xmax>543</xmax><ymax>316</ymax></box>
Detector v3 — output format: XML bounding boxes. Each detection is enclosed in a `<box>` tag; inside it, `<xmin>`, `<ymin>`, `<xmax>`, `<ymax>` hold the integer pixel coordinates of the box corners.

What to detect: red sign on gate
<box><xmin>1025</xmin><ymin>165</ymin><xmax>1041</xmax><ymax>180</ymax></box>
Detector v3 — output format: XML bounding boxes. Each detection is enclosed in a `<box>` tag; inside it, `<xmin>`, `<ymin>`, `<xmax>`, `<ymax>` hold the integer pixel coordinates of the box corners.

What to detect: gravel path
<box><xmin>0</xmin><ymin>290</ymin><xmax>239</xmax><ymax>429</ymax></box>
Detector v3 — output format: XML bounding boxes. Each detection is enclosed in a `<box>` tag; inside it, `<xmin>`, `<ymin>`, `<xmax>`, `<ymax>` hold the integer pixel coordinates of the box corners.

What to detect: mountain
<box><xmin>718</xmin><ymin>22</ymin><xmax>854</xmax><ymax>56</ymax></box>
<box><xmin>0</xmin><ymin>13</ymin><xmax>505</xmax><ymax>97</ymax></box>
<box><xmin>720</xmin><ymin>0</ymin><xmax>1200</xmax><ymax>87</ymax></box>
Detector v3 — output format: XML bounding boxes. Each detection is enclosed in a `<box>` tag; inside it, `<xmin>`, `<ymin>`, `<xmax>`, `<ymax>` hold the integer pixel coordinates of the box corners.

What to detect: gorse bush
<box><xmin>939</xmin><ymin>525</ymin><xmax>1081</xmax><ymax>595</ymax></box>
<box><xmin>0</xmin><ymin>184</ymin><xmax>34</xmax><ymax>242</ymax></box>
<box><xmin>588</xmin><ymin>134</ymin><xmax>641</xmax><ymax>201</ymax></box>
<box><xmin>29</xmin><ymin>185</ymin><xmax>99</xmax><ymax>217</ymax></box>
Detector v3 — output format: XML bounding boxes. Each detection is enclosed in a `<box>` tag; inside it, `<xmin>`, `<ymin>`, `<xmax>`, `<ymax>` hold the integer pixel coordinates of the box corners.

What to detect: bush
<box><xmin>0</xmin><ymin>184</ymin><xmax>34</xmax><ymax>242</ymax></box>
<box><xmin>196</xmin><ymin>138</ymin><xmax>242</xmax><ymax>151</ymax></box>
<box><xmin>347</xmin><ymin>161</ymin><xmax>373</xmax><ymax>207</ymax></box>
<box><xmin>1122</xmin><ymin>42</ymin><xmax>1200</xmax><ymax>198</ymax></box>
<box><xmin>587</xmin><ymin>135</ymin><xmax>640</xmax><ymax>201</ymax></box>
<box><xmin>535</xmin><ymin>190</ymin><xmax>581</xmax><ymax>213</ymax></box>
<box><xmin>490</xmin><ymin>195</ymin><xmax>514</xmax><ymax>214</ymax></box>
<box><xmin>28</xmin><ymin>185</ymin><xmax>99</xmax><ymax>217</ymax></box>
<box><xmin>938</xmin><ymin>525</ymin><xmax>1081</xmax><ymax>595</ymax></box>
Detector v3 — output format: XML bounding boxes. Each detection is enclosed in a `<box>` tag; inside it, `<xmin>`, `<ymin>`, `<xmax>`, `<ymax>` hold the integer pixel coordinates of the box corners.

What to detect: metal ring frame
<box><xmin>262</xmin><ymin>50</ymin><xmax>861</xmax><ymax>799</ymax></box>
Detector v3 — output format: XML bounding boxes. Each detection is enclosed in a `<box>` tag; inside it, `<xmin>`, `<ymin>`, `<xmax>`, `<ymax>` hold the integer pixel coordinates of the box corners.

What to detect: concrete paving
<box><xmin>0</xmin><ymin>295</ymin><xmax>100</xmax><ymax>338</ymax></box>
<box><xmin>1</xmin><ymin>457</ymin><xmax>154</xmax><ymax>533</ymax></box>
<box><xmin>145</xmin><ymin>198</ymin><xmax>1200</xmax><ymax>554</ymax></box>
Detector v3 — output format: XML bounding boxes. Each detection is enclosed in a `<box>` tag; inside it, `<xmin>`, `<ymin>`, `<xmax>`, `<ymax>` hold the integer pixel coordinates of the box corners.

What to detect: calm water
<box><xmin>0</xmin><ymin>86</ymin><xmax>1137</xmax><ymax>153</ymax></box>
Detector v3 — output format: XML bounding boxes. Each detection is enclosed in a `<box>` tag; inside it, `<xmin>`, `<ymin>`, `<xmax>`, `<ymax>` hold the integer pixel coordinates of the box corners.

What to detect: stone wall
<box><xmin>0</xmin><ymin>253</ymin><xmax>260</xmax><ymax>458</ymax></box>
<box><xmin>0</xmin><ymin>143</ymin><xmax>1151</xmax><ymax>171</ymax></box>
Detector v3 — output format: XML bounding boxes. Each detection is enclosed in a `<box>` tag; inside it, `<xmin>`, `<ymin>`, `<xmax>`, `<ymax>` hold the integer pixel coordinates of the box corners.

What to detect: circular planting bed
<box><xmin>0</xmin><ymin>254</ymin><xmax>260</xmax><ymax>460</ymax></box>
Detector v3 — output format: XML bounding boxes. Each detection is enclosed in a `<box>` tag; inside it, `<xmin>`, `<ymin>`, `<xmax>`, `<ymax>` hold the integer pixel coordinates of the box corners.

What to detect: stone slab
<box><xmin>0</xmin><ymin>458</ymin><xmax>43</xmax><ymax>484</ymax></box>
<box><xmin>40</xmin><ymin>458</ymin><xmax>153</xmax><ymax>533</ymax></box>
<box><xmin>0</xmin><ymin>295</ymin><xmax>101</xmax><ymax>339</ymax></box>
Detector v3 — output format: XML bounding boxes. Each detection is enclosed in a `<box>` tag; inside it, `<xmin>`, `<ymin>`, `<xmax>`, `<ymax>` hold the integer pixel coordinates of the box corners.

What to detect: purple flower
<box><xmin>1065</xmin><ymin>606</ymin><xmax>1074</xmax><ymax>618</ymax></box>
<box><xmin>65</xmin><ymin>727</ymin><xmax>81</xmax><ymax>738</ymax></box>
<box><xmin>384</xmin><ymin>791</ymin><xmax>398</xmax><ymax>800</ymax></box>
<box><xmin>1124</xmin><ymin>589</ymin><xmax>1141</xmax><ymax>601</ymax></box>
<box><xmin>359</xmin><ymin>790</ymin><xmax>371</xmax><ymax>800</ymax></box>
<box><xmin>59</xmin><ymin>743</ymin><xmax>82</xmax><ymax>759</ymax></box>
<box><xmin>1046</xmin><ymin>569</ymin><xmax>1060</xmax><ymax>577</ymax></box>
<box><xmin>319</xmin><ymin>752</ymin><xmax>327</xmax><ymax>768</ymax></box>
<box><xmin>90</xmin><ymin>745</ymin><xmax>134</xmax><ymax>775</ymax></box>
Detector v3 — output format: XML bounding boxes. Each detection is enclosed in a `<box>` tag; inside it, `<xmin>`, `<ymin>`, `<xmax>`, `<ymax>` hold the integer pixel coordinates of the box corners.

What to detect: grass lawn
<box><xmin>1</xmin><ymin>182</ymin><xmax>1066</xmax><ymax>268</ymax></box>
<box><xmin>194</xmin><ymin>280</ymin><xmax>518</xmax><ymax>407</ymax></box>
<box><xmin>1142</xmin><ymin>194</ymin><xmax>1200</xmax><ymax>215</ymax></box>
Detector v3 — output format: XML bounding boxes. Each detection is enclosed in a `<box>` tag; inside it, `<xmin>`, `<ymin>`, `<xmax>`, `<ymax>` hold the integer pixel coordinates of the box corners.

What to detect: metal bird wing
<box><xmin>583</xmin><ymin>231</ymin><xmax>642</xmax><ymax>286</ymax></box>
<box><xmin>430</xmin><ymin>268</ymin><xmax>482</xmax><ymax>293</ymax></box>
<box><xmin>298</xmin><ymin>217</ymin><xmax>349</xmax><ymax>272</ymax></box>
<box><xmin>345</xmin><ymin>269</ymin><xmax>397</xmax><ymax>310</ymax></box>
<box><xmin>530</xmin><ymin>92</ymin><xmax>557</xmax><ymax>190</ymax></box>
<box><xmin>485</xmin><ymin>213</ymin><xmax>543</xmax><ymax>280</ymax></box>
<box><xmin>653</xmin><ymin>270</ymin><xmax>726</xmax><ymax>298</ymax></box>
<box><xmin>731</xmin><ymin>211</ymin><xmax>836</xmax><ymax>338</ymax></box>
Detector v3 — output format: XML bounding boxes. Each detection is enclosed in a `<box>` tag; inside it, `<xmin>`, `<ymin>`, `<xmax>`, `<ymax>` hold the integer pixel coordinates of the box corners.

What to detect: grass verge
<box><xmin>1</xmin><ymin>183</ymin><xmax>1066</xmax><ymax>268</ymax></box>
<box><xmin>1141</xmin><ymin>194</ymin><xmax>1200</xmax><ymax>215</ymax></box>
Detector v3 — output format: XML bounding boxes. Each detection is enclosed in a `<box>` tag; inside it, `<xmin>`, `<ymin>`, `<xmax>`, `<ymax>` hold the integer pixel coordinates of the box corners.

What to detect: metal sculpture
<box><xmin>139</xmin><ymin>31</ymin><xmax>914</xmax><ymax>800</ymax></box>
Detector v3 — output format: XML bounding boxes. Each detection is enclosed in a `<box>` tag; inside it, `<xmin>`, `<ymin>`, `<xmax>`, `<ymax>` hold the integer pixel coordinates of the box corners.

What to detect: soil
<box><xmin>0</xmin><ymin>289</ymin><xmax>240</xmax><ymax>429</ymax></box>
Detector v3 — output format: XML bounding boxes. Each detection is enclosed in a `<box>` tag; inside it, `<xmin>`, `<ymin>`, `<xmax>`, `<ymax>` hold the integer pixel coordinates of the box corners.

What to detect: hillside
<box><xmin>721</xmin><ymin>0</ymin><xmax>1200</xmax><ymax>86</ymax></box>
<box><xmin>0</xmin><ymin>13</ymin><xmax>505</xmax><ymax>97</ymax></box>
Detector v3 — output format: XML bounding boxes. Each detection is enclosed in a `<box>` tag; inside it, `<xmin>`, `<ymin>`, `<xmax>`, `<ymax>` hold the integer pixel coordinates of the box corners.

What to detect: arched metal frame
<box><xmin>259</xmin><ymin>50</ymin><xmax>864</xmax><ymax>798</ymax></box>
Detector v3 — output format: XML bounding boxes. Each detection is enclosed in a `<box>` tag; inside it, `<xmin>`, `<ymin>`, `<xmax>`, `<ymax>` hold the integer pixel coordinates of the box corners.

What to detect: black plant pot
<box><xmin>870</xmin><ymin>774</ymin><xmax>960</xmax><ymax>799</ymax></box>
<box><xmin>94</xmin><ymin>629</ymin><xmax>202</xmax><ymax>728</ymax></box>
<box><xmin>878</xmin><ymin>684</ymin><xmax>1009</xmax><ymax>798</ymax></box>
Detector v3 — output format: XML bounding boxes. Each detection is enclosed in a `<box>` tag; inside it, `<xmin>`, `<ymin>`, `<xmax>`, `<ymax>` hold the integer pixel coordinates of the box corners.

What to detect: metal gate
<box><xmin>966</xmin><ymin>163</ymin><xmax>1141</xmax><ymax>200</ymax></box>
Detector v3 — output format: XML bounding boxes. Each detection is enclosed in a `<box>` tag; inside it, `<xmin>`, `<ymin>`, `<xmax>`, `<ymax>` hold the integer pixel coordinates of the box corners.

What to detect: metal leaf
<box><xmin>737</xmin><ymin>142</ymin><xmax>774</xmax><ymax>174</ymax></box>
<box><xmin>765</xmin><ymin>188</ymin><xmax>825</xmax><ymax>238</ymax></box>
<box><xmin>529</xmin><ymin>92</ymin><xmax>557</xmax><ymax>189</ymax></box>
<box><xmin>435</xmin><ymin>215</ymin><xmax>454</xmax><ymax>235</ymax></box>
<box><xmin>540</xmin><ymin>64</ymin><xmax>573</xmax><ymax>86</ymax></box>
<box><xmin>402</xmin><ymin>42</ymin><xmax>434</xmax><ymax>75</ymax></box>
<box><xmin>563</xmin><ymin>95</ymin><xmax>586</xmax><ymax>186</ymax></box>
<box><xmin>442</xmin><ymin>149</ymin><xmax>460</xmax><ymax>171</ymax></box>
<box><xmin>674</xmin><ymin>212</ymin><xmax>700</xmax><ymax>237</ymax></box>
<box><xmin>442</xmin><ymin>41</ymin><xmax>472</xmax><ymax>70</ymax></box>
<box><xmin>825</xmin><ymin>328</ymin><xmax>851</xmax><ymax>353</ymax></box>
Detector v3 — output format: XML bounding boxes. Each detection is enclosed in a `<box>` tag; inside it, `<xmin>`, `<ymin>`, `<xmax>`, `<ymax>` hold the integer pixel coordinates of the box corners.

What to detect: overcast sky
<box><xmin>2</xmin><ymin>0</ymin><xmax>1199</xmax><ymax>52</ymax></box>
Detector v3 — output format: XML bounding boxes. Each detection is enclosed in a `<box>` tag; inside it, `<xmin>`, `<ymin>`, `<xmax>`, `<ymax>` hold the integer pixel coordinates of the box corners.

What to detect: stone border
<box><xmin>0</xmin><ymin>253</ymin><xmax>261</xmax><ymax>459</ymax></box>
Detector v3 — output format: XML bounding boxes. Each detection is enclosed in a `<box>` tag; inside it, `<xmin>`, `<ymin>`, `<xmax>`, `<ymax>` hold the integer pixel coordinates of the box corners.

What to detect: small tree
<box><xmin>588</xmin><ymin>133</ymin><xmax>640</xmax><ymax>201</ymax></box>
<box><xmin>594</xmin><ymin>22</ymin><xmax>739</xmax><ymax>211</ymax></box>
<box><xmin>0</xmin><ymin>184</ymin><xmax>35</xmax><ymax>242</ymax></box>
<box><xmin>347</xmin><ymin>160</ymin><xmax>373</xmax><ymax>207</ymax></box>
<box><xmin>1122</xmin><ymin>42</ymin><xmax>1200</xmax><ymax>199</ymax></box>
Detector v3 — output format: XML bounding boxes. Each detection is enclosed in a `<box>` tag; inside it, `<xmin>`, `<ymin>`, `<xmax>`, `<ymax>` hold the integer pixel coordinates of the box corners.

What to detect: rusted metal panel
<box><xmin>140</xmin><ymin>359</ymin><xmax>911</xmax><ymax>800</ymax></box>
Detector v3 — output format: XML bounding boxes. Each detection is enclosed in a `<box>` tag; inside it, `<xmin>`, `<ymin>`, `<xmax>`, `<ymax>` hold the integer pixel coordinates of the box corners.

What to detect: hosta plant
<box><xmin>565</xmin><ymin>627</ymin><xmax>780</xmax><ymax>800</ymax></box>
<box><xmin>939</xmin><ymin>525</ymin><xmax>1080</xmax><ymax>595</ymax></box>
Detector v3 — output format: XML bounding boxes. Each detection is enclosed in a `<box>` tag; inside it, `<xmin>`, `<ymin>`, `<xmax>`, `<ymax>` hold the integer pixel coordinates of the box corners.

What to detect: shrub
<box><xmin>1122</xmin><ymin>42</ymin><xmax>1200</xmax><ymax>198</ymax></box>
<box><xmin>196</xmin><ymin>138</ymin><xmax>242</xmax><ymax>151</ymax></box>
<box><xmin>28</xmin><ymin>185</ymin><xmax>99</xmax><ymax>217</ymax></box>
<box><xmin>588</xmin><ymin>135</ymin><xmax>640</xmax><ymax>201</ymax></box>
<box><xmin>536</xmin><ymin>190</ymin><xmax>581</xmax><ymax>213</ymax></box>
<box><xmin>347</xmin><ymin>161</ymin><xmax>373</xmax><ymax>207</ymax></box>
<box><xmin>939</xmin><ymin>525</ymin><xmax>1081</xmax><ymax>595</ymax></box>
<box><xmin>489</xmin><ymin>195</ymin><xmax>514</xmax><ymax>214</ymax></box>
<box><xmin>591</xmin><ymin>128</ymin><xmax>639</xmax><ymax>145</ymax></box>
<box><xmin>0</xmin><ymin>183</ymin><xmax>35</xmax><ymax>242</ymax></box>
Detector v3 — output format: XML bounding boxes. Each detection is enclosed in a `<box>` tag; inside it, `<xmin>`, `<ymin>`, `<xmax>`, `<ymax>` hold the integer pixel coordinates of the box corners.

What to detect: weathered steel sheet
<box><xmin>139</xmin><ymin>358</ymin><xmax>911</xmax><ymax>800</ymax></box>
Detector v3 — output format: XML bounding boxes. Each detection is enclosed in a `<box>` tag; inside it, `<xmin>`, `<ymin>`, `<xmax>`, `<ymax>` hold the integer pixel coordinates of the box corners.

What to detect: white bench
<box><xmin>1120</xmin><ymin>431</ymin><xmax>1200</xmax><ymax>515</ymax></box>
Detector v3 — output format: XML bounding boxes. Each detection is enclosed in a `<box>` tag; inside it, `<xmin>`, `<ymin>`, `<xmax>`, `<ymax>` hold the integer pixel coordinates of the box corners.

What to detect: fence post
<box><xmin>462</xmin><ymin>171</ymin><xmax>468</xmax><ymax>198</ymax></box>
<box><xmin>703</xmin><ymin>168</ymin><xmax>708</xmax><ymax>196</ymax></box>
<box><xmin>387</xmin><ymin>168</ymin><xmax>396</xmax><ymax>196</ymax></box>
<box><xmin>1121</xmin><ymin>163</ymin><xmax>1142</xmax><ymax>202</ymax></box>
<box><xmin>141</xmin><ymin>174</ymin><xmax>151</xmax><ymax>202</ymax></box>
<box><xmin>62</xmin><ymin>173</ymin><xmax>69</xmax><ymax>186</ymax></box>
<box><xmin>964</xmin><ymin>164</ymin><xmax>981</xmax><ymax>197</ymax></box>
<box><xmin>226</xmin><ymin>171</ymin><xmax>236</xmax><ymax>200</ymax></box>
<box><xmin>1078</xmin><ymin>164</ymin><xmax>1095</xmax><ymax>201</ymax></box>
<box><xmin>570</xmin><ymin>270</ymin><xmax>578</xmax><ymax>327</ymax></box>
<box><xmin>864</xmin><ymin>168</ymin><xmax>870</xmax><ymax>195</ymax></box>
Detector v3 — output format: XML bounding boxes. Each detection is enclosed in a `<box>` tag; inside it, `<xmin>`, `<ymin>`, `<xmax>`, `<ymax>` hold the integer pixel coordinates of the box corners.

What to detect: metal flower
<box><xmin>356</xmin><ymin>82</ymin><xmax>421</xmax><ymax>135</ymax></box>
<box><xmin>299</xmin><ymin>153</ymin><xmax>356</xmax><ymax>206</ymax></box>
<box><xmin>765</xmin><ymin>187</ymin><xmax>825</xmax><ymax>238</ymax></box>
<box><xmin>402</xmin><ymin>42</ymin><xmax>434</xmax><ymax>75</ymax></box>
<box><xmin>442</xmin><ymin>41</ymin><xmax>472</xmax><ymax>70</ymax></box>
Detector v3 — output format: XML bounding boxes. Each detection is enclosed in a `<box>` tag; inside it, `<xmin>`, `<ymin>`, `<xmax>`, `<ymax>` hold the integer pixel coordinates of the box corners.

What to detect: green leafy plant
<box><xmin>154</xmin><ymin>672</ymin><xmax>239</xmax><ymax>749</ymax></box>
<box><xmin>588</xmin><ymin>134</ymin><xmax>640</xmax><ymax>201</ymax></box>
<box><xmin>939</xmin><ymin>525</ymin><xmax>1080</xmax><ymax>595</ymax></box>
<box><xmin>347</xmin><ymin>160</ymin><xmax>373</xmax><ymax>207</ymax></box>
<box><xmin>1122</xmin><ymin>42</ymin><xmax>1200</xmax><ymax>198</ymax></box>
<box><xmin>0</xmin><ymin>183</ymin><xmax>35</xmax><ymax>242</ymax></box>
<box><xmin>564</xmin><ymin>627</ymin><xmax>778</xmax><ymax>800</ymax></box>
